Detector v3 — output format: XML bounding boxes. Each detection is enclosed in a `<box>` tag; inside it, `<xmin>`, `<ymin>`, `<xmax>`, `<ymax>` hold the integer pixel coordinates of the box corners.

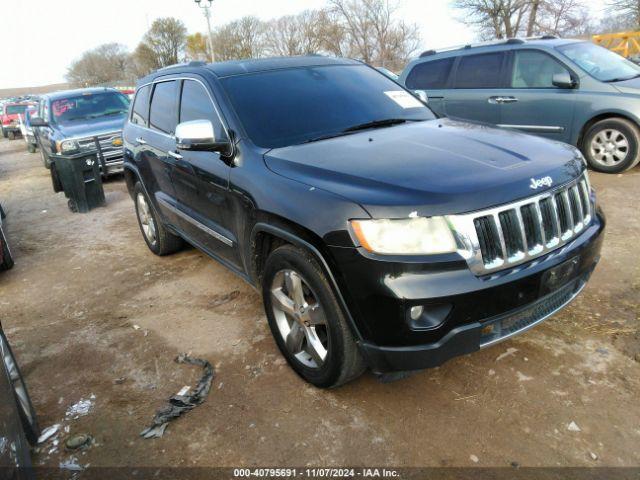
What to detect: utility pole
<box><xmin>194</xmin><ymin>0</ymin><xmax>215</xmax><ymax>63</ymax></box>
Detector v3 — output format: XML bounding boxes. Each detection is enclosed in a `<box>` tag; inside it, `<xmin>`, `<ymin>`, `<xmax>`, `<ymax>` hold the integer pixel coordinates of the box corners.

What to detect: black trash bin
<box><xmin>50</xmin><ymin>154</ymin><xmax>105</xmax><ymax>213</ymax></box>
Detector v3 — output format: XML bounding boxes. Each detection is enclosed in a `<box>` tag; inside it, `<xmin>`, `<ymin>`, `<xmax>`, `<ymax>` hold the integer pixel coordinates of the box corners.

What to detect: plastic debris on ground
<box><xmin>38</xmin><ymin>424</ymin><xmax>61</xmax><ymax>444</ymax></box>
<box><xmin>140</xmin><ymin>354</ymin><xmax>214</xmax><ymax>439</ymax></box>
<box><xmin>59</xmin><ymin>456</ymin><xmax>84</xmax><ymax>471</ymax></box>
<box><xmin>66</xmin><ymin>394</ymin><xmax>95</xmax><ymax>419</ymax></box>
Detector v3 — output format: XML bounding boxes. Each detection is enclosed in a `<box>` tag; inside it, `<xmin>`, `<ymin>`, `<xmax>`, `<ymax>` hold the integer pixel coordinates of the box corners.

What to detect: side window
<box><xmin>179</xmin><ymin>80</ymin><xmax>227</xmax><ymax>141</ymax></box>
<box><xmin>131</xmin><ymin>85</ymin><xmax>151</xmax><ymax>126</ymax></box>
<box><xmin>511</xmin><ymin>50</ymin><xmax>570</xmax><ymax>88</ymax></box>
<box><xmin>453</xmin><ymin>52</ymin><xmax>505</xmax><ymax>89</ymax></box>
<box><xmin>405</xmin><ymin>58</ymin><xmax>455</xmax><ymax>90</ymax></box>
<box><xmin>42</xmin><ymin>102</ymin><xmax>49</xmax><ymax>121</ymax></box>
<box><xmin>149</xmin><ymin>81</ymin><xmax>178</xmax><ymax>134</ymax></box>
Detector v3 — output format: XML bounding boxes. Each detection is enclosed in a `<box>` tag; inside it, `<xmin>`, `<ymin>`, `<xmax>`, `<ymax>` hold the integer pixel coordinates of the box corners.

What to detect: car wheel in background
<box><xmin>1</xmin><ymin>128</ymin><xmax>6</xmax><ymax>139</ymax></box>
<box><xmin>0</xmin><ymin>227</ymin><xmax>14</xmax><ymax>271</ymax></box>
<box><xmin>262</xmin><ymin>244</ymin><xmax>365</xmax><ymax>388</ymax></box>
<box><xmin>133</xmin><ymin>182</ymin><xmax>183</xmax><ymax>256</ymax></box>
<box><xmin>7</xmin><ymin>130</ymin><xmax>15</xmax><ymax>140</ymax></box>
<box><xmin>50</xmin><ymin>163</ymin><xmax>63</xmax><ymax>193</ymax></box>
<box><xmin>27</xmin><ymin>143</ymin><xmax>36</xmax><ymax>153</ymax></box>
<box><xmin>583</xmin><ymin>118</ymin><xmax>640</xmax><ymax>173</ymax></box>
<box><xmin>0</xmin><ymin>329</ymin><xmax>40</xmax><ymax>445</ymax></box>
<box><xmin>40</xmin><ymin>147</ymin><xmax>51</xmax><ymax>169</ymax></box>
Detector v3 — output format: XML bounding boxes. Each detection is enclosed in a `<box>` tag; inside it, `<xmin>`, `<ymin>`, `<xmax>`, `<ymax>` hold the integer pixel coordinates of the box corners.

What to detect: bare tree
<box><xmin>66</xmin><ymin>43</ymin><xmax>132</xmax><ymax>87</ymax></box>
<box><xmin>536</xmin><ymin>0</ymin><xmax>593</xmax><ymax>36</ymax></box>
<box><xmin>212</xmin><ymin>16</ymin><xmax>266</xmax><ymax>61</ymax></box>
<box><xmin>451</xmin><ymin>0</ymin><xmax>529</xmax><ymax>39</ymax></box>
<box><xmin>606</xmin><ymin>0</ymin><xmax>640</xmax><ymax>28</ymax></box>
<box><xmin>329</xmin><ymin>0</ymin><xmax>420</xmax><ymax>70</ymax></box>
<box><xmin>264</xmin><ymin>10</ymin><xmax>325</xmax><ymax>56</ymax></box>
<box><xmin>139</xmin><ymin>17</ymin><xmax>188</xmax><ymax>68</ymax></box>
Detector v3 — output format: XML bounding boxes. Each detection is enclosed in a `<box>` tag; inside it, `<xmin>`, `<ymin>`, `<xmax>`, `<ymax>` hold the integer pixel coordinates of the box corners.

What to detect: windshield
<box><xmin>6</xmin><ymin>105</ymin><xmax>29</xmax><ymax>115</ymax></box>
<box><xmin>51</xmin><ymin>92</ymin><xmax>130</xmax><ymax>124</ymax></box>
<box><xmin>557</xmin><ymin>42</ymin><xmax>640</xmax><ymax>82</ymax></box>
<box><xmin>220</xmin><ymin>64</ymin><xmax>435</xmax><ymax>149</ymax></box>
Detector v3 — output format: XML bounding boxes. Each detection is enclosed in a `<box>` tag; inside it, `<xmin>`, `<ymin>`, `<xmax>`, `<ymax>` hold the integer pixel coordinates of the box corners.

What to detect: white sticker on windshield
<box><xmin>384</xmin><ymin>90</ymin><xmax>424</xmax><ymax>109</ymax></box>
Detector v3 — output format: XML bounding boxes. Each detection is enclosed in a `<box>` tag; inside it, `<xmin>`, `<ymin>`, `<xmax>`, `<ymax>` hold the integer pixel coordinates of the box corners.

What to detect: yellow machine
<box><xmin>593</xmin><ymin>31</ymin><xmax>640</xmax><ymax>58</ymax></box>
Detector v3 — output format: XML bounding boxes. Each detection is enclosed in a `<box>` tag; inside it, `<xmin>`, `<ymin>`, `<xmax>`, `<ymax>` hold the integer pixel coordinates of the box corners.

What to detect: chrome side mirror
<box><xmin>175</xmin><ymin>119</ymin><xmax>230</xmax><ymax>153</ymax></box>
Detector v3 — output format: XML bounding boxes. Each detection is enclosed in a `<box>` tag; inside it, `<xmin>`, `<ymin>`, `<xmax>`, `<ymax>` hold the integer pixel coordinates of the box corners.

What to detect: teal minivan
<box><xmin>399</xmin><ymin>37</ymin><xmax>640</xmax><ymax>173</ymax></box>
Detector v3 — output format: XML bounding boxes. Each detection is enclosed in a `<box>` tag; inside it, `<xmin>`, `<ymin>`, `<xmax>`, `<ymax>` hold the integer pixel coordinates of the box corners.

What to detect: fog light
<box><xmin>410</xmin><ymin>306</ymin><xmax>424</xmax><ymax>321</ymax></box>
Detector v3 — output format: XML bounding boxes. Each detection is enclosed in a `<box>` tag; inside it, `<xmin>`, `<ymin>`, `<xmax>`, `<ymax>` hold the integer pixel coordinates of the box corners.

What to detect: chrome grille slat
<box><xmin>454</xmin><ymin>174</ymin><xmax>593</xmax><ymax>276</ymax></box>
<box><xmin>75</xmin><ymin>131</ymin><xmax>124</xmax><ymax>165</ymax></box>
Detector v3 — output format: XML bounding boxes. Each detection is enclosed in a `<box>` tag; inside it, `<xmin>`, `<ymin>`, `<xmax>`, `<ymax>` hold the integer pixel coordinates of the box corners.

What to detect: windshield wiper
<box><xmin>604</xmin><ymin>73</ymin><xmax>640</xmax><ymax>83</ymax></box>
<box><xmin>88</xmin><ymin>110</ymin><xmax>127</xmax><ymax>119</ymax></box>
<box><xmin>301</xmin><ymin>118</ymin><xmax>421</xmax><ymax>145</ymax></box>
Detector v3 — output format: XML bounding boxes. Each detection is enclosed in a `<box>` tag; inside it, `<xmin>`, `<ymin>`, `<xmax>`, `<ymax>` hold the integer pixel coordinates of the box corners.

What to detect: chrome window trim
<box><xmin>157</xmin><ymin>197</ymin><xmax>234</xmax><ymax>247</ymax></box>
<box><xmin>447</xmin><ymin>174</ymin><xmax>593</xmax><ymax>276</ymax></box>
<box><xmin>130</xmin><ymin>76</ymin><xmax>232</xmax><ymax>149</ymax></box>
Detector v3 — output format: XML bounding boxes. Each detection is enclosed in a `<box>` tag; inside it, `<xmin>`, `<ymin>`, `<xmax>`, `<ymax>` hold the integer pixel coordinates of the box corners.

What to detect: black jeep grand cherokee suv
<box><xmin>123</xmin><ymin>56</ymin><xmax>604</xmax><ymax>388</ymax></box>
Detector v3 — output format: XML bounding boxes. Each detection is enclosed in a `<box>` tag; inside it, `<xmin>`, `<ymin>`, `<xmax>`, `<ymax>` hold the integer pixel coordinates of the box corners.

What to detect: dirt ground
<box><xmin>0</xmin><ymin>136</ymin><xmax>638</xmax><ymax>470</ymax></box>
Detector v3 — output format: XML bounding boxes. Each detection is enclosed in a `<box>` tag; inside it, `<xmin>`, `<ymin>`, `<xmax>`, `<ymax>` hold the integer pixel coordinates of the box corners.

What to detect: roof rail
<box><xmin>188</xmin><ymin>61</ymin><xmax>207</xmax><ymax>67</ymax></box>
<box><xmin>417</xmin><ymin>37</ymin><xmax>529</xmax><ymax>58</ymax></box>
<box><xmin>419</xmin><ymin>49</ymin><xmax>437</xmax><ymax>58</ymax></box>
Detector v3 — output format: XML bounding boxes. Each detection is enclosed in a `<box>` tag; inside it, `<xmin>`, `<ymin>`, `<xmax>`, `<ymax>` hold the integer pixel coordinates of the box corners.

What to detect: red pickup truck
<box><xmin>1</xmin><ymin>102</ymin><xmax>31</xmax><ymax>140</ymax></box>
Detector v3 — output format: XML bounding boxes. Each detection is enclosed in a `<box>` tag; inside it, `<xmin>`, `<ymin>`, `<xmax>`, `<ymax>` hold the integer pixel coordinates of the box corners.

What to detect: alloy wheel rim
<box><xmin>270</xmin><ymin>269</ymin><xmax>329</xmax><ymax>369</ymax></box>
<box><xmin>590</xmin><ymin>129</ymin><xmax>630</xmax><ymax>167</ymax></box>
<box><xmin>0</xmin><ymin>335</ymin><xmax>34</xmax><ymax>425</ymax></box>
<box><xmin>136</xmin><ymin>193</ymin><xmax>157</xmax><ymax>246</ymax></box>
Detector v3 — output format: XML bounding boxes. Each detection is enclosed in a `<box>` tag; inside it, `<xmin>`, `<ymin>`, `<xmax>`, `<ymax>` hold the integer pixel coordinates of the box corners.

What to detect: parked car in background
<box><xmin>31</xmin><ymin>87</ymin><xmax>130</xmax><ymax>176</ymax></box>
<box><xmin>123</xmin><ymin>57</ymin><xmax>604</xmax><ymax>387</ymax></box>
<box><xmin>18</xmin><ymin>106</ymin><xmax>38</xmax><ymax>153</ymax></box>
<box><xmin>400</xmin><ymin>37</ymin><xmax>640</xmax><ymax>173</ymax></box>
<box><xmin>0</xmin><ymin>321</ymin><xmax>39</xmax><ymax>478</ymax></box>
<box><xmin>0</xmin><ymin>202</ymin><xmax>14</xmax><ymax>271</ymax></box>
<box><xmin>1</xmin><ymin>102</ymin><xmax>32</xmax><ymax>140</ymax></box>
<box><xmin>376</xmin><ymin>67</ymin><xmax>399</xmax><ymax>81</ymax></box>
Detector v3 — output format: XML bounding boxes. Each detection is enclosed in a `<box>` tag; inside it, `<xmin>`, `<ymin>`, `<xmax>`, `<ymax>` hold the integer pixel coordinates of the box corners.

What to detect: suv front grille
<box><xmin>449</xmin><ymin>174</ymin><xmax>593</xmax><ymax>276</ymax></box>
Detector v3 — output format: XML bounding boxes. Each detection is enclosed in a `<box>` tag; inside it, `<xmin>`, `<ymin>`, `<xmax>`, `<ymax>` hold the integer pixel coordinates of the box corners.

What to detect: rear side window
<box><xmin>511</xmin><ymin>50</ymin><xmax>569</xmax><ymax>88</ymax></box>
<box><xmin>179</xmin><ymin>80</ymin><xmax>226</xmax><ymax>141</ymax></box>
<box><xmin>131</xmin><ymin>85</ymin><xmax>151</xmax><ymax>126</ymax></box>
<box><xmin>454</xmin><ymin>52</ymin><xmax>505</xmax><ymax>89</ymax></box>
<box><xmin>405</xmin><ymin>58</ymin><xmax>455</xmax><ymax>90</ymax></box>
<box><xmin>149</xmin><ymin>81</ymin><xmax>178</xmax><ymax>134</ymax></box>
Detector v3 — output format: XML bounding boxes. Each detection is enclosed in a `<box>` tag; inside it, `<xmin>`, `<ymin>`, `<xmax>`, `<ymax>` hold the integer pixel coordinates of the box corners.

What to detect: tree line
<box><xmin>66</xmin><ymin>0</ymin><xmax>419</xmax><ymax>87</ymax></box>
<box><xmin>66</xmin><ymin>0</ymin><xmax>639</xmax><ymax>88</ymax></box>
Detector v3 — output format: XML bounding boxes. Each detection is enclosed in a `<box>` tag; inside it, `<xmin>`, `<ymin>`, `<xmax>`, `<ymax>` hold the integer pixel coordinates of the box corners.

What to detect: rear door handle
<box><xmin>135</xmin><ymin>137</ymin><xmax>147</xmax><ymax>145</ymax></box>
<box><xmin>168</xmin><ymin>151</ymin><xmax>183</xmax><ymax>160</ymax></box>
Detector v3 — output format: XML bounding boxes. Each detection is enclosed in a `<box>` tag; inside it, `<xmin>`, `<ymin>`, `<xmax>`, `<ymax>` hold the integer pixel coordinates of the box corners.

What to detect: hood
<box><xmin>264</xmin><ymin>118</ymin><xmax>584</xmax><ymax>218</ymax></box>
<box><xmin>55</xmin><ymin>115</ymin><xmax>126</xmax><ymax>139</ymax></box>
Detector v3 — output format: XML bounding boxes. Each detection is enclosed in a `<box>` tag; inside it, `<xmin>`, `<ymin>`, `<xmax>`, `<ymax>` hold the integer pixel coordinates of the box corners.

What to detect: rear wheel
<box><xmin>262</xmin><ymin>244</ymin><xmax>365</xmax><ymax>388</ymax></box>
<box><xmin>0</xmin><ymin>329</ymin><xmax>39</xmax><ymax>445</ymax></box>
<box><xmin>134</xmin><ymin>182</ymin><xmax>183</xmax><ymax>256</ymax></box>
<box><xmin>583</xmin><ymin>118</ymin><xmax>640</xmax><ymax>173</ymax></box>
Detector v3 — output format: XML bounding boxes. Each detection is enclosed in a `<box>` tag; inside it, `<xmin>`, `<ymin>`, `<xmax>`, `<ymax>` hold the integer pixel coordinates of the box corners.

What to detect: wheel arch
<box><xmin>576</xmin><ymin>111</ymin><xmax>640</xmax><ymax>149</ymax></box>
<box><xmin>250</xmin><ymin>217</ymin><xmax>365</xmax><ymax>343</ymax></box>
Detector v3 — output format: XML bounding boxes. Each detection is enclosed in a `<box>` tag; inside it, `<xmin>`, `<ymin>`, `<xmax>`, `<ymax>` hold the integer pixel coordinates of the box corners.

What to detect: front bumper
<box><xmin>330</xmin><ymin>209</ymin><xmax>605</xmax><ymax>374</ymax></box>
<box><xmin>2</xmin><ymin>125</ymin><xmax>20</xmax><ymax>133</ymax></box>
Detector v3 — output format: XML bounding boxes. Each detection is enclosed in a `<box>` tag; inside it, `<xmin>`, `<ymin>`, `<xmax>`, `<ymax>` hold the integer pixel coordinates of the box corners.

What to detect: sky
<box><xmin>0</xmin><ymin>0</ymin><xmax>608</xmax><ymax>89</ymax></box>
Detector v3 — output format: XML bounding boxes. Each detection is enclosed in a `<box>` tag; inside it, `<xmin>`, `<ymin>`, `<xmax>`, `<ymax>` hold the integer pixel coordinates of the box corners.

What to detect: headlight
<box><xmin>56</xmin><ymin>139</ymin><xmax>79</xmax><ymax>154</ymax></box>
<box><xmin>350</xmin><ymin>217</ymin><xmax>457</xmax><ymax>255</ymax></box>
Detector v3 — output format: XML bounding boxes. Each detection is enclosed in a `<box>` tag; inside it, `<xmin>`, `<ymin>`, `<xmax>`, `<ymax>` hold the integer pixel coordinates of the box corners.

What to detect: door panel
<box><xmin>498</xmin><ymin>50</ymin><xmax>576</xmax><ymax>143</ymax></box>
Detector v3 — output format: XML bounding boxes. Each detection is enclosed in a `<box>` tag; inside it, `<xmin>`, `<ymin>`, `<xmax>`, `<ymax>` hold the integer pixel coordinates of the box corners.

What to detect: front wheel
<box><xmin>582</xmin><ymin>118</ymin><xmax>640</xmax><ymax>173</ymax></box>
<box><xmin>1</xmin><ymin>128</ymin><xmax>7</xmax><ymax>139</ymax></box>
<box><xmin>40</xmin><ymin>147</ymin><xmax>51</xmax><ymax>169</ymax></box>
<box><xmin>27</xmin><ymin>143</ymin><xmax>36</xmax><ymax>153</ymax></box>
<box><xmin>7</xmin><ymin>130</ymin><xmax>15</xmax><ymax>140</ymax></box>
<box><xmin>0</xmin><ymin>226</ymin><xmax>14</xmax><ymax>271</ymax></box>
<box><xmin>262</xmin><ymin>244</ymin><xmax>365</xmax><ymax>388</ymax></box>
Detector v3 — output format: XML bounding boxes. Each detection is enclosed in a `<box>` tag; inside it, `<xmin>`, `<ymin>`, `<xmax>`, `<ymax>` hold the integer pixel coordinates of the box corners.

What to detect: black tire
<box><xmin>40</xmin><ymin>147</ymin><xmax>51</xmax><ymax>169</ymax></box>
<box><xmin>27</xmin><ymin>143</ymin><xmax>36</xmax><ymax>153</ymax></box>
<box><xmin>1</xmin><ymin>128</ymin><xmax>7</xmax><ymax>139</ymax></box>
<box><xmin>7</xmin><ymin>130</ymin><xmax>15</xmax><ymax>140</ymax></box>
<box><xmin>262</xmin><ymin>244</ymin><xmax>365</xmax><ymax>388</ymax></box>
<box><xmin>133</xmin><ymin>182</ymin><xmax>183</xmax><ymax>256</ymax></box>
<box><xmin>50</xmin><ymin>163</ymin><xmax>63</xmax><ymax>193</ymax></box>
<box><xmin>0</xmin><ymin>329</ymin><xmax>40</xmax><ymax>445</ymax></box>
<box><xmin>0</xmin><ymin>226</ymin><xmax>14</xmax><ymax>271</ymax></box>
<box><xmin>582</xmin><ymin>118</ymin><xmax>640</xmax><ymax>173</ymax></box>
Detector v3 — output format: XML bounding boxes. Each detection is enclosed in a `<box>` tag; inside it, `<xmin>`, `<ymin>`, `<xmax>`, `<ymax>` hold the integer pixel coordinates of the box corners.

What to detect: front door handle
<box><xmin>135</xmin><ymin>137</ymin><xmax>147</xmax><ymax>145</ymax></box>
<box><xmin>168</xmin><ymin>151</ymin><xmax>183</xmax><ymax>160</ymax></box>
<box><xmin>488</xmin><ymin>96</ymin><xmax>519</xmax><ymax>104</ymax></box>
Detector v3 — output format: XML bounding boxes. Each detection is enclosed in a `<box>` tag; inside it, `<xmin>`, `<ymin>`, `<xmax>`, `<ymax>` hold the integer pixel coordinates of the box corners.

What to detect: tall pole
<box><xmin>203</xmin><ymin>5</ymin><xmax>215</xmax><ymax>63</ymax></box>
